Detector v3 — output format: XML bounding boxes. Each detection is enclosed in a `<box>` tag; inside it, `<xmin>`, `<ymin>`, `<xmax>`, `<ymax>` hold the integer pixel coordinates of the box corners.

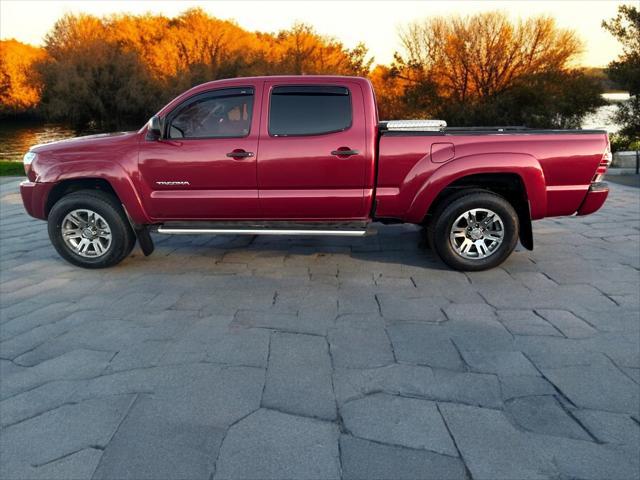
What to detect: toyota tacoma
<box><xmin>20</xmin><ymin>76</ymin><xmax>611</xmax><ymax>270</ymax></box>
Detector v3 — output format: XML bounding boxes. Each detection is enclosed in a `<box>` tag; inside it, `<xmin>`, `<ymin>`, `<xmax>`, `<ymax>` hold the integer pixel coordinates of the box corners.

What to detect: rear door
<box><xmin>257</xmin><ymin>82</ymin><xmax>369</xmax><ymax>219</ymax></box>
<box><xmin>138</xmin><ymin>85</ymin><xmax>261</xmax><ymax>220</ymax></box>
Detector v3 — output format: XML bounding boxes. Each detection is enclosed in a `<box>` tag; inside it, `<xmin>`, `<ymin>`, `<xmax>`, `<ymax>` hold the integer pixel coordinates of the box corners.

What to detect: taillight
<box><xmin>592</xmin><ymin>141</ymin><xmax>612</xmax><ymax>183</ymax></box>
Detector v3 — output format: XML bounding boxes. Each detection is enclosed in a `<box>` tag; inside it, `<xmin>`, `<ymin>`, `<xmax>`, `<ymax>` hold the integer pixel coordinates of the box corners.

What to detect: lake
<box><xmin>0</xmin><ymin>93</ymin><xmax>630</xmax><ymax>162</ymax></box>
<box><xmin>0</xmin><ymin>123</ymin><xmax>80</xmax><ymax>162</ymax></box>
<box><xmin>581</xmin><ymin>92</ymin><xmax>629</xmax><ymax>132</ymax></box>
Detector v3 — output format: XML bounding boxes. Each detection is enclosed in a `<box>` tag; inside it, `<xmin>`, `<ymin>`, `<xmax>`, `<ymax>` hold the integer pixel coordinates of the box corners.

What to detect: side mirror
<box><xmin>146</xmin><ymin>116</ymin><xmax>163</xmax><ymax>140</ymax></box>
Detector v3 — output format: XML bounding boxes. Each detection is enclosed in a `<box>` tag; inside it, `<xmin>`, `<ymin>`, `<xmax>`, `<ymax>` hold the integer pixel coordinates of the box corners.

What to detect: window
<box><xmin>167</xmin><ymin>88</ymin><xmax>254</xmax><ymax>139</ymax></box>
<box><xmin>269</xmin><ymin>85</ymin><xmax>352</xmax><ymax>136</ymax></box>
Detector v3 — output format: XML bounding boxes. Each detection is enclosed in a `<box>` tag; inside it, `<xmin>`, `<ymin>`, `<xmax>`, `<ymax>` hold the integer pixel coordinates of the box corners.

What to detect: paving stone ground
<box><xmin>1</xmin><ymin>176</ymin><xmax>639</xmax><ymax>480</ymax></box>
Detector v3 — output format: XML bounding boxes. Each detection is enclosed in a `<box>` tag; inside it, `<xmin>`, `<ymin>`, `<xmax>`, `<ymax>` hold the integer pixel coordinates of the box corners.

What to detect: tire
<box><xmin>47</xmin><ymin>190</ymin><xmax>136</xmax><ymax>269</ymax></box>
<box><xmin>424</xmin><ymin>188</ymin><xmax>487</xmax><ymax>251</ymax></box>
<box><xmin>429</xmin><ymin>191</ymin><xmax>519</xmax><ymax>271</ymax></box>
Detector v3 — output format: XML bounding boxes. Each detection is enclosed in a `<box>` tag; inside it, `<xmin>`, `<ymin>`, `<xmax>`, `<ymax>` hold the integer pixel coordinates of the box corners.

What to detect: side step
<box><xmin>156</xmin><ymin>221</ymin><xmax>375</xmax><ymax>237</ymax></box>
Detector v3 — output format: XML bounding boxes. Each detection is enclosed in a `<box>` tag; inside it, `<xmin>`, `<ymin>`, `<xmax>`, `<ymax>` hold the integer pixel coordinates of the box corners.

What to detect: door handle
<box><xmin>226</xmin><ymin>150</ymin><xmax>255</xmax><ymax>159</ymax></box>
<box><xmin>331</xmin><ymin>148</ymin><xmax>359</xmax><ymax>157</ymax></box>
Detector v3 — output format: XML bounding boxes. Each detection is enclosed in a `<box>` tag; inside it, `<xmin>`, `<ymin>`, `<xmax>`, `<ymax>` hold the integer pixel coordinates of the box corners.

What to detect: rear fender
<box><xmin>38</xmin><ymin>161</ymin><xmax>150</xmax><ymax>225</ymax></box>
<box><xmin>405</xmin><ymin>152</ymin><xmax>547</xmax><ymax>223</ymax></box>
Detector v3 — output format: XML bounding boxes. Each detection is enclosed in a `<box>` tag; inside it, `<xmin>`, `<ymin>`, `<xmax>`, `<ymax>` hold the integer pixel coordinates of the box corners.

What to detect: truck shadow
<box><xmin>146</xmin><ymin>223</ymin><xmax>453</xmax><ymax>271</ymax></box>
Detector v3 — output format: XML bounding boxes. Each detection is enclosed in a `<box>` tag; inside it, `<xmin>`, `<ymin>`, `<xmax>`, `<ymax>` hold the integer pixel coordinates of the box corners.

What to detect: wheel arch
<box><xmin>420</xmin><ymin>170</ymin><xmax>538</xmax><ymax>251</ymax></box>
<box><xmin>40</xmin><ymin>161</ymin><xmax>150</xmax><ymax>224</ymax></box>
<box><xmin>46</xmin><ymin>178</ymin><xmax>117</xmax><ymax>217</ymax></box>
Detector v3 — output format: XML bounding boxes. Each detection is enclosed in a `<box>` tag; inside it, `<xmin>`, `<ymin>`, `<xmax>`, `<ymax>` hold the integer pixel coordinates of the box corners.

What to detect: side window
<box><xmin>168</xmin><ymin>88</ymin><xmax>254</xmax><ymax>139</ymax></box>
<box><xmin>269</xmin><ymin>85</ymin><xmax>352</xmax><ymax>136</ymax></box>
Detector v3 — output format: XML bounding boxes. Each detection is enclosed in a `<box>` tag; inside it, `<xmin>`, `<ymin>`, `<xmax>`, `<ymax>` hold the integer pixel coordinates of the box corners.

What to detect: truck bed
<box><xmin>375</xmin><ymin>125</ymin><xmax>609</xmax><ymax>222</ymax></box>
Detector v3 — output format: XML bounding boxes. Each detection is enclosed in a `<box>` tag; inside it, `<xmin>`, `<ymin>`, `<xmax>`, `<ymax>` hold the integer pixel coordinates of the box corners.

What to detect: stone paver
<box><xmin>387</xmin><ymin>323</ymin><xmax>465</xmax><ymax>370</ymax></box>
<box><xmin>0</xmin><ymin>177</ymin><xmax>638</xmax><ymax>479</ymax></box>
<box><xmin>539</xmin><ymin>356</ymin><xmax>640</xmax><ymax>414</ymax></box>
<box><xmin>93</xmin><ymin>394</ymin><xmax>226</xmax><ymax>480</ymax></box>
<box><xmin>214</xmin><ymin>408</ymin><xmax>340</xmax><ymax>480</ymax></box>
<box><xmin>505</xmin><ymin>395</ymin><xmax>593</xmax><ymax>440</ymax></box>
<box><xmin>440</xmin><ymin>402</ymin><xmax>639</xmax><ymax>480</ymax></box>
<box><xmin>460</xmin><ymin>350</ymin><xmax>539</xmax><ymax>376</ymax></box>
<box><xmin>341</xmin><ymin>393</ymin><xmax>457</xmax><ymax>455</ymax></box>
<box><xmin>573</xmin><ymin>409</ymin><xmax>640</xmax><ymax>446</ymax></box>
<box><xmin>497</xmin><ymin>309</ymin><xmax>562</xmax><ymax>337</ymax></box>
<box><xmin>328</xmin><ymin>321</ymin><xmax>394</xmax><ymax>369</ymax></box>
<box><xmin>340</xmin><ymin>435</ymin><xmax>466</xmax><ymax>480</ymax></box>
<box><xmin>535</xmin><ymin>309</ymin><xmax>598</xmax><ymax>338</ymax></box>
<box><xmin>261</xmin><ymin>332</ymin><xmax>336</xmax><ymax>420</ymax></box>
<box><xmin>0</xmin><ymin>395</ymin><xmax>136</xmax><ymax>469</ymax></box>
<box><xmin>333</xmin><ymin>363</ymin><xmax>503</xmax><ymax>409</ymax></box>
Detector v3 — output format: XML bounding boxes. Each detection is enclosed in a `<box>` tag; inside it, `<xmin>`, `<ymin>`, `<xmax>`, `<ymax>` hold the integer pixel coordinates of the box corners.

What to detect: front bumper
<box><xmin>576</xmin><ymin>182</ymin><xmax>609</xmax><ymax>216</ymax></box>
<box><xmin>20</xmin><ymin>181</ymin><xmax>53</xmax><ymax>220</ymax></box>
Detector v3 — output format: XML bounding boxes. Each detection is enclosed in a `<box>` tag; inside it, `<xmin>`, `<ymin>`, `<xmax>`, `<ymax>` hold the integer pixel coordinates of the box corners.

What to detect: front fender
<box><xmin>405</xmin><ymin>152</ymin><xmax>547</xmax><ymax>223</ymax></box>
<box><xmin>38</xmin><ymin>160</ymin><xmax>150</xmax><ymax>224</ymax></box>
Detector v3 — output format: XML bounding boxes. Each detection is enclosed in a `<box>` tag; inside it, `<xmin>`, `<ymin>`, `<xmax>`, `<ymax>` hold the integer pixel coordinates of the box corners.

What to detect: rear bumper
<box><xmin>20</xmin><ymin>181</ymin><xmax>52</xmax><ymax>220</ymax></box>
<box><xmin>576</xmin><ymin>182</ymin><xmax>609</xmax><ymax>216</ymax></box>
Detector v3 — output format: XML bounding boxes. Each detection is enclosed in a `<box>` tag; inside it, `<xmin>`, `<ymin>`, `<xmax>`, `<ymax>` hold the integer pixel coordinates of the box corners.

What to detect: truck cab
<box><xmin>137</xmin><ymin>77</ymin><xmax>377</xmax><ymax>221</ymax></box>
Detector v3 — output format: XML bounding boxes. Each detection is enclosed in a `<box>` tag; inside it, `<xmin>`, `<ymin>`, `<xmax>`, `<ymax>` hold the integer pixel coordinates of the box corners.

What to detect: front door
<box><xmin>257</xmin><ymin>82</ymin><xmax>369</xmax><ymax>219</ymax></box>
<box><xmin>138</xmin><ymin>86</ymin><xmax>260</xmax><ymax>220</ymax></box>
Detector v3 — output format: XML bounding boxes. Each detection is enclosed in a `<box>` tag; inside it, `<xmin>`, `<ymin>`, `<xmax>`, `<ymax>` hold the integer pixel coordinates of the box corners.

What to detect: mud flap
<box><xmin>516</xmin><ymin>201</ymin><xmax>533</xmax><ymax>250</ymax></box>
<box><xmin>135</xmin><ymin>227</ymin><xmax>155</xmax><ymax>256</ymax></box>
<box><xmin>122</xmin><ymin>204</ymin><xmax>155</xmax><ymax>257</ymax></box>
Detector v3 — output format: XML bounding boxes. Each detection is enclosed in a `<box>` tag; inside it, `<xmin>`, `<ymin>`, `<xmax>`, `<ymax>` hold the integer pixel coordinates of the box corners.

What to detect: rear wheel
<box><xmin>429</xmin><ymin>191</ymin><xmax>519</xmax><ymax>271</ymax></box>
<box><xmin>48</xmin><ymin>190</ymin><xmax>135</xmax><ymax>268</ymax></box>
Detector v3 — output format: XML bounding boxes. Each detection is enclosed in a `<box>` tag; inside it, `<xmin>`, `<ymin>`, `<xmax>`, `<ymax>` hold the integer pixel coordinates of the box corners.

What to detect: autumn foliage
<box><xmin>1</xmin><ymin>9</ymin><xmax>370</xmax><ymax>128</ymax></box>
<box><xmin>0</xmin><ymin>40</ymin><xmax>45</xmax><ymax>116</ymax></box>
<box><xmin>373</xmin><ymin>12</ymin><xmax>604</xmax><ymax>126</ymax></box>
<box><xmin>0</xmin><ymin>8</ymin><xmax>605</xmax><ymax>129</ymax></box>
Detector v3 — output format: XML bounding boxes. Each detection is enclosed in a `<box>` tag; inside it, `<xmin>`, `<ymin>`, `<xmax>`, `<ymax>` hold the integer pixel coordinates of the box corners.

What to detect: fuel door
<box><xmin>431</xmin><ymin>142</ymin><xmax>455</xmax><ymax>163</ymax></box>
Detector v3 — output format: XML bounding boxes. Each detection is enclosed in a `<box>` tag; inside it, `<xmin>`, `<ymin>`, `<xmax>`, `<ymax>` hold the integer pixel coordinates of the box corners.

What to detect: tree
<box><xmin>385</xmin><ymin>12</ymin><xmax>604</xmax><ymax>127</ymax></box>
<box><xmin>0</xmin><ymin>40</ymin><xmax>45</xmax><ymax>117</ymax></box>
<box><xmin>265</xmin><ymin>23</ymin><xmax>372</xmax><ymax>76</ymax></box>
<box><xmin>603</xmin><ymin>5</ymin><xmax>639</xmax><ymax>142</ymax></box>
<box><xmin>30</xmin><ymin>10</ymin><xmax>372</xmax><ymax>129</ymax></box>
<box><xmin>37</xmin><ymin>14</ymin><xmax>162</xmax><ymax>129</ymax></box>
<box><xmin>370</xmin><ymin>65</ymin><xmax>410</xmax><ymax>119</ymax></box>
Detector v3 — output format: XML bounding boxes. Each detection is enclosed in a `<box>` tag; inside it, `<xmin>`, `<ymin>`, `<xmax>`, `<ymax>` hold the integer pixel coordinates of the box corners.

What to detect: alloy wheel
<box><xmin>449</xmin><ymin>208</ymin><xmax>505</xmax><ymax>259</ymax></box>
<box><xmin>61</xmin><ymin>209</ymin><xmax>112</xmax><ymax>258</ymax></box>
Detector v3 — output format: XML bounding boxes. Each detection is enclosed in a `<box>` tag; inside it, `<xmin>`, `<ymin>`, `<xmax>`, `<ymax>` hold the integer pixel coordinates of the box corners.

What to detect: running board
<box><xmin>156</xmin><ymin>221</ymin><xmax>374</xmax><ymax>237</ymax></box>
<box><xmin>157</xmin><ymin>228</ymin><xmax>368</xmax><ymax>236</ymax></box>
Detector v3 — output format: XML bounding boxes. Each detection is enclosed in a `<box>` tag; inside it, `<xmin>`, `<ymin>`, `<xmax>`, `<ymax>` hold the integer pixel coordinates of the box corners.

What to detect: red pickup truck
<box><xmin>20</xmin><ymin>75</ymin><xmax>611</xmax><ymax>271</ymax></box>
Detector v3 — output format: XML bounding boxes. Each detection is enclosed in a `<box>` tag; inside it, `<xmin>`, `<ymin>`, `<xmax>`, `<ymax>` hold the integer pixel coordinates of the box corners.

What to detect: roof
<box><xmin>190</xmin><ymin>75</ymin><xmax>368</xmax><ymax>92</ymax></box>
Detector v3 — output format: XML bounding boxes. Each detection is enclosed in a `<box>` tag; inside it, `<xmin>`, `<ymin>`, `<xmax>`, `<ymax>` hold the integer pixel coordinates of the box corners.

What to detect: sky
<box><xmin>0</xmin><ymin>0</ymin><xmax>628</xmax><ymax>67</ymax></box>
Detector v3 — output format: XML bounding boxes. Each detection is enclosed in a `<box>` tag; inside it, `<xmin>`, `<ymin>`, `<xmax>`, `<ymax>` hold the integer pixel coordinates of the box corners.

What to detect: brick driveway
<box><xmin>1</xmin><ymin>177</ymin><xmax>639</xmax><ymax>480</ymax></box>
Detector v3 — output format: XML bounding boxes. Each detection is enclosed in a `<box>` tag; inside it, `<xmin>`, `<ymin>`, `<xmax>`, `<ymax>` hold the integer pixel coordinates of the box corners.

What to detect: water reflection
<box><xmin>581</xmin><ymin>92</ymin><xmax>629</xmax><ymax>133</ymax></box>
<box><xmin>0</xmin><ymin>123</ymin><xmax>82</xmax><ymax>162</ymax></box>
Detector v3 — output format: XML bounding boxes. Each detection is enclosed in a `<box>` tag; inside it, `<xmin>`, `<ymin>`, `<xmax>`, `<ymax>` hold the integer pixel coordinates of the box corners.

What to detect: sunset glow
<box><xmin>0</xmin><ymin>0</ymin><xmax>628</xmax><ymax>67</ymax></box>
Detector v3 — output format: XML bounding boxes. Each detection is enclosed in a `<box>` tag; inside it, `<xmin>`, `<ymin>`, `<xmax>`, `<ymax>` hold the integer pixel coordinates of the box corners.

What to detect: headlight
<box><xmin>23</xmin><ymin>151</ymin><xmax>37</xmax><ymax>165</ymax></box>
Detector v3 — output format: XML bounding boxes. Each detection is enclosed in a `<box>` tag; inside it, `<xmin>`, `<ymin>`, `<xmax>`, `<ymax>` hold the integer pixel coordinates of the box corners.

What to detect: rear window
<box><xmin>269</xmin><ymin>85</ymin><xmax>352</xmax><ymax>136</ymax></box>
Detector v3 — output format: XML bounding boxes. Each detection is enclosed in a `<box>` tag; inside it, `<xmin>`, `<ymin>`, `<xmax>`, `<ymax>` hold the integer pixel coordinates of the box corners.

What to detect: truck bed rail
<box><xmin>380</xmin><ymin>123</ymin><xmax>607</xmax><ymax>136</ymax></box>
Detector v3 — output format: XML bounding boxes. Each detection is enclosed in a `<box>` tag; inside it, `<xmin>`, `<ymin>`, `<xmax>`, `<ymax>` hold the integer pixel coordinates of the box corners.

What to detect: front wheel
<box><xmin>429</xmin><ymin>191</ymin><xmax>519</xmax><ymax>271</ymax></box>
<box><xmin>48</xmin><ymin>190</ymin><xmax>135</xmax><ymax>268</ymax></box>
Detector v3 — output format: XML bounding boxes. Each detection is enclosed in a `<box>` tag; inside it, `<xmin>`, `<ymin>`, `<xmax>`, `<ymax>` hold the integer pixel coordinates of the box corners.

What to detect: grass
<box><xmin>0</xmin><ymin>161</ymin><xmax>26</xmax><ymax>176</ymax></box>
